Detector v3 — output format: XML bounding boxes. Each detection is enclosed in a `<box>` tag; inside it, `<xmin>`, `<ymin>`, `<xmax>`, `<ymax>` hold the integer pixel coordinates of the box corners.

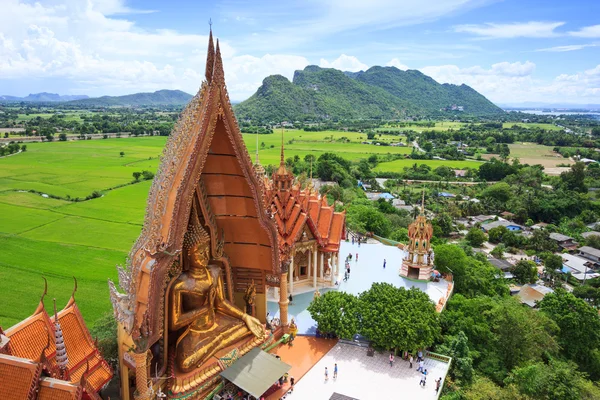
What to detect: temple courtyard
<box><xmin>269</xmin><ymin>342</ymin><xmax>450</xmax><ymax>400</ymax></box>
<box><xmin>268</xmin><ymin>241</ymin><xmax>452</xmax><ymax>335</ymax></box>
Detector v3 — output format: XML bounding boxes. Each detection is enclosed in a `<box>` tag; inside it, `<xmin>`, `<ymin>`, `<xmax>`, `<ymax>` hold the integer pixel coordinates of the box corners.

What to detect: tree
<box><xmin>119</xmin><ymin>151</ymin><xmax>125</xmax><ymax>157</ymax></box>
<box><xmin>539</xmin><ymin>290</ymin><xmax>600</xmax><ymax>377</ymax></box>
<box><xmin>90</xmin><ymin>313</ymin><xmax>118</xmax><ymax>366</ymax></box>
<box><xmin>586</xmin><ymin>234</ymin><xmax>600</xmax><ymax>250</ymax></box>
<box><xmin>433</xmin><ymin>213</ymin><xmax>453</xmax><ymax>237</ymax></box>
<box><xmin>490</xmin><ymin>244</ymin><xmax>506</xmax><ymax>259</ymax></box>
<box><xmin>142</xmin><ymin>170</ymin><xmax>155</xmax><ymax>180</ymax></box>
<box><xmin>433</xmin><ymin>244</ymin><xmax>468</xmax><ymax>275</ymax></box>
<box><xmin>559</xmin><ymin>162</ymin><xmax>587</xmax><ymax>193</ymax></box>
<box><xmin>359</xmin><ymin>283</ymin><xmax>439</xmax><ymax>351</ymax></box>
<box><xmin>20</xmin><ymin>145</ymin><xmax>26</xmax><ymax>152</ymax></box>
<box><xmin>529</xmin><ymin>229</ymin><xmax>557</xmax><ymax>252</ymax></box>
<box><xmin>543</xmin><ymin>254</ymin><xmax>564</xmax><ymax>288</ymax></box>
<box><xmin>488</xmin><ymin>226</ymin><xmax>509</xmax><ymax>244</ymax></box>
<box><xmin>58</xmin><ymin>133</ymin><xmax>68</xmax><ymax>141</ymax></box>
<box><xmin>437</xmin><ymin>331</ymin><xmax>474</xmax><ymax>384</ymax></box>
<box><xmin>307</xmin><ymin>291</ymin><xmax>359</xmax><ymax>339</ymax></box>
<box><xmin>481</xmin><ymin>182</ymin><xmax>512</xmax><ymax>204</ymax></box>
<box><xmin>511</xmin><ymin>260</ymin><xmax>538</xmax><ymax>284</ymax></box>
<box><xmin>132</xmin><ymin>172</ymin><xmax>142</xmax><ymax>181</ymax></box>
<box><xmin>465</xmin><ymin>227</ymin><xmax>486</xmax><ymax>247</ymax></box>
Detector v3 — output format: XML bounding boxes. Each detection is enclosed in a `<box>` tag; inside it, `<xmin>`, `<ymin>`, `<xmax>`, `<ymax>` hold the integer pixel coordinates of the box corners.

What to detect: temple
<box><xmin>0</xmin><ymin>279</ymin><xmax>113</xmax><ymax>400</ymax></box>
<box><xmin>109</xmin><ymin>28</ymin><xmax>286</xmax><ymax>400</ymax></box>
<box><xmin>263</xmin><ymin>142</ymin><xmax>346</xmax><ymax>297</ymax></box>
<box><xmin>399</xmin><ymin>194</ymin><xmax>434</xmax><ymax>280</ymax></box>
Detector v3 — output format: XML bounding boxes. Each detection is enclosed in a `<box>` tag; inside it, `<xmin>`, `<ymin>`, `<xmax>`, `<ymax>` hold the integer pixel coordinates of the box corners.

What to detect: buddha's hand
<box><xmin>243</xmin><ymin>314</ymin><xmax>264</xmax><ymax>338</ymax></box>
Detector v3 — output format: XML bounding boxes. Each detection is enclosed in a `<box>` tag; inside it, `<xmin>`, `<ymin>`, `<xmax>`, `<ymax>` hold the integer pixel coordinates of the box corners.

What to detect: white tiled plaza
<box><xmin>268</xmin><ymin>241</ymin><xmax>452</xmax><ymax>334</ymax></box>
<box><xmin>287</xmin><ymin>343</ymin><xmax>450</xmax><ymax>400</ymax></box>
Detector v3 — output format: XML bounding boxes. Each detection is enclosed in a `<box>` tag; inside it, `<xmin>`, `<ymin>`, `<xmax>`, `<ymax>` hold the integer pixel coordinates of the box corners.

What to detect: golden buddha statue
<box><xmin>169</xmin><ymin>209</ymin><xmax>264</xmax><ymax>372</ymax></box>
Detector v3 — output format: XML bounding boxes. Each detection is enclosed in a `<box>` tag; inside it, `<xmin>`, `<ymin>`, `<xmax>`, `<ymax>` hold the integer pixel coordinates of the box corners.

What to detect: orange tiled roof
<box><xmin>266</xmin><ymin>167</ymin><xmax>346</xmax><ymax>255</ymax></box>
<box><xmin>38</xmin><ymin>378</ymin><xmax>82</xmax><ymax>400</ymax></box>
<box><xmin>0</xmin><ymin>353</ymin><xmax>42</xmax><ymax>400</ymax></box>
<box><xmin>5</xmin><ymin>302</ymin><xmax>56</xmax><ymax>362</ymax></box>
<box><xmin>53</xmin><ymin>300</ymin><xmax>113</xmax><ymax>392</ymax></box>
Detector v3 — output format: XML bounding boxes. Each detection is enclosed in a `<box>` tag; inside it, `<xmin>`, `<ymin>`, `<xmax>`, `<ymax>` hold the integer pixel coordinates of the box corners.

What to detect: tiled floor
<box><xmin>266</xmin><ymin>336</ymin><xmax>337</xmax><ymax>400</ymax></box>
<box><xmin>268</xmin><ymin>241</ymin><xmax>451</xmax><ymax>335</ymax></box>
<box><xmin>280</xmin><ymin>343</ymin><xmax>450</xmax><ymax>400</ymax></box>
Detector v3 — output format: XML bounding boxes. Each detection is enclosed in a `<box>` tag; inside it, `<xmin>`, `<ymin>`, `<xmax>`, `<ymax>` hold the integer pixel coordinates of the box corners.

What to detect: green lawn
<box><xmin>502</xmin><ymin>122</ymin><xmax>562</xmax><ymax>131</ymax></box>
<box><xmin>0</xmin><ymin>130</ymin><xmax>486</xmax><ymax>327</ymax></box>
<box><xmin>374</xmin><ymin>158</ymin><xmax>482</xmax><ymax>172</ymax></box>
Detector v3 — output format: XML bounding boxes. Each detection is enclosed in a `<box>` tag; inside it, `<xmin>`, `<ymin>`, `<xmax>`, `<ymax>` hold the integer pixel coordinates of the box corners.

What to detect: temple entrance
<box><xmin>294</xmin><ymin>251</ymin><xmax>309</xmax><ymax>281</ymax></box>
<box><xmin>407</xmin><ymin>266</ymin><xmax>420</xmax><ymax>280</ymax></box>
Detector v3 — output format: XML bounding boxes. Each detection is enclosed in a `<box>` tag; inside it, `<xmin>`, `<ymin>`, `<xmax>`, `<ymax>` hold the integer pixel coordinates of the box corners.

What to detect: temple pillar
<box><xmin>330</xmin><ymin>254</ymin><xmax>336</xmax><ymax>285</ymax></box>
<box><xmin>320</xmin><ymin>252</ymin><xmax>324</xmax><ymax>279</ymax></box>
<box><xmin>289</xmin><ymin>253</ymin><xmax>294</xmax><ymax>294</ymax></box>
<box><xmin>313</xmin><ymin>249</ymin><xmax>318</xmax><ymax>288</ymax></box>
<box><xmin>279</xmin><ymin>271</ymin><xmax>289</xmax><ymax>327</ymax></box>
<box><xmin>336</xmin><ymin>253</ymin><xmax>340</xmax><ymax>275</ymax></box>
<box><xmin>308</xmin><ymin>250</ymin><xmax>312</xmax><ymax>279</ymax></box>
<box><xmin>132</xmin><ymin>351</ymin><xmax>151</xmax><ymax>400</ymax></box>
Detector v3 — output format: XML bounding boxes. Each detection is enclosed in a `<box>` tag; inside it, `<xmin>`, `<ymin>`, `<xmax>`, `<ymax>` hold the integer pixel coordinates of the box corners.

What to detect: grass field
<box><xmin>502</xmin><ymin>122</ymin><xmax>562</xmax><ymax>131</ymax></box>
<box><xmin>481</xmin><ymin>142</ymin><xmax>570</xmax><ymax>169</ymax></box>
<box><xmin>377</xmin><ymin>121</ymin><xmax>466</xmax><ymax>133</ymax></box>
<box><xmin>374</xmin><ymin>158</ymin><xmax>482</xmax><ymax>172</ymax></box>
<box><xmin>0</xmin><ymin>130</ymin><xmax>483</xmax><ymax>327</ymax></box>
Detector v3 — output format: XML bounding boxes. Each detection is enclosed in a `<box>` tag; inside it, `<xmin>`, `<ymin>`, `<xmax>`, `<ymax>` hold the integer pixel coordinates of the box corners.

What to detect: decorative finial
<box><xmin>212</xmin><ymin>39</ymin><xmax>225</xmax><ymax>84</ymax></box>
<box><xmin>209</xmin><ymin>18</ymin><xmax>212</xmax><ymax>28</ymax></box>
<box><xmin>280</xmin><ymin>127</ymin><xmax>285</xmax><ymax>167</ymax></box>
<box><xmin>205</xmin><ymin>24</ymin><xmax>215</xmax><ymax>83</ymax></box>
<box><xmin>35</xmin><ymin>277</ymin><xmax>48</xmax><ymax>315</ymax></box>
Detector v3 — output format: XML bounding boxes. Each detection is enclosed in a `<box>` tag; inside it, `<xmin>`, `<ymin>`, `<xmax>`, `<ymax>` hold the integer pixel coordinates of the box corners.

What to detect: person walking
<box><xmin>409</xmin><ymin>355</ymin><xmax>413</xmax><ymax>369</ymax></box>
<box><xmin>324</xmin><ymin>367</ymin><xmax>329</xmax><ymax>381</ymax></box>
<box><xmin>288</xmin><ymin>293</ymin><xmax>293</xmax><ymax>306</ymax></box>
<box><xmin>417</xmin><ymin>350</ymin><xmax>423</xmax><ymax>362</ymax></box>
<box><xmin>383</xmin><ymin>259</ymin><xmax>386</xmax><ymax>269</ymax></box>
<box><xmin>334</xmin><ymin>363</ymin><xmax>338</xmax><ymax>379</ymax></box>
<box><xmin>435</xmin><ymin>377</ymin><xmax>441</xmax><ymax>394</ymax></box>
<box><xmin>420</xmin><ymin>375</ymin><xmax>427</xmax><ymax>387</ymax></box>
<box><xmin>417</xmin><ymin>360</ymin><xmax>424</xmax><ymax>372</ymax></box>
<box><xmin>389</xmin><ymin>353</ymin><xmax>394</xmax><ymax>367</ymax></box>
<box><xmin>355</xmin><ymin>253</ymin><xmax>359</xmax><ymax>261</ymax></box>
<box><xmin>289</xmin><ymin>376</ymin><xmax>295</xmax><ymax>393</ymax></box>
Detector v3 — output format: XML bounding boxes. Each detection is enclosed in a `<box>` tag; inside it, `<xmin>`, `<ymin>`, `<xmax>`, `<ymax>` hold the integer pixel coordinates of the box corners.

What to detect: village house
<box><xmin>578</xmin><ymin>246</ymin><xmax>600</xmax><ymax>263</ymax></box>
<box><xmin>514</xmin><ymin>284</ymin><xmax>554</xmax><ymax>308</ymax></box>
<box><xmin>582</xmin><ymin>231</ymin><xmax>600</xmax><ymax>240</ymax></box>
<box><xmin>480</xmin><ymin>219</ymin><xmax>524</xmax><ymax>233</ymax></box>
<box><xmin>549</xmin><ymin>232</ymin><xmax>578</xmax><ymax>251</ymax></box>
<box><xmin>561</xmin><ymin>253</ymin><xmax>600</xmax><ymax>282</ymax></box>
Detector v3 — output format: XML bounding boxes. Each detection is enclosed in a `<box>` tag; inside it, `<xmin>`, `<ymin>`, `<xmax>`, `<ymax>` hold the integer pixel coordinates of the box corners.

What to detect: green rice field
<box><xmin>0</xmin><ymin>130</ymin><xmax>480</xmax><ymax>327</ymax></box>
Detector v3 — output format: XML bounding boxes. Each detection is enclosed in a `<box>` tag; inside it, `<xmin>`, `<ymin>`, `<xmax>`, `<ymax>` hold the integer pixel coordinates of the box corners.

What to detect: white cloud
<box><xmin>535</xmin><ymin>44</ymin><xmax>598</xmax><ymax>52</ymax></box>
<box><xmin>419</xmin><ymin>61</ymin><xmax>600</xmax><ymax>104</ymax></box>
<box><xmin>319</xmin><ymin>54</ymin><xmax>368</xmax><ymax>72</ymax></box>
<box><xmin>454</xmin><ymin>21</ymin><xmax>565</xmax><ymax>39</ymax></box>
<box><xmin>386</xmin><ymin>58</ymin><xmax>409</xmax><ymax>70</ymax></box>
<box><xmin>568</xmin><ymin>24</ymin><xmax>600</xmax><ymax>38</ymax></box>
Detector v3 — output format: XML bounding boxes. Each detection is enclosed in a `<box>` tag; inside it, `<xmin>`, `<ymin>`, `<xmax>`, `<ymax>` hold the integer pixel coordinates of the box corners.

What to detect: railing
<box><xmin>372</xmin><ymin>234</ymin><xmax>401</xmax><ymax>246</ymax></box>
<box><xmin>425</xmin><ymin>350</ymin><xmax>452</xmax><ymax>364</ymax></box>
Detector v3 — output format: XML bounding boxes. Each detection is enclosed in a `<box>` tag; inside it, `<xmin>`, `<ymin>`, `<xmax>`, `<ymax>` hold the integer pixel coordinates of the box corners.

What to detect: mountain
<box><xmin>234</xmin><ymin>65</ymin><xmax>503</xmax><ymax>121</ymax></box>
<box><xmin>66</xmin><ymin>90</ymin><xmax>193</xmax><ymax>106</ymax></box>
<box><xmin>0</xmin><ymin>92</ymin><xmax>89</xmax><ymax>102</ymax></box>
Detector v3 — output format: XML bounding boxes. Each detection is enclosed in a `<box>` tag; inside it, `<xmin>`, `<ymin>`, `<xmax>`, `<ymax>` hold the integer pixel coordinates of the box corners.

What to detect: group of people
<box><xmin>324</xmin><ymin>363</ymin><xmax>339</xmax><ymax>381</ymax></box>
<box><xmin>389</xmin><ymin>350</ymin><xmax>444</xmax><ymax>393</ymax></box>
<box><xmin>344</xmin><ymin>252</ymin><xmax>358</xmax><ymax>281</ymax></box>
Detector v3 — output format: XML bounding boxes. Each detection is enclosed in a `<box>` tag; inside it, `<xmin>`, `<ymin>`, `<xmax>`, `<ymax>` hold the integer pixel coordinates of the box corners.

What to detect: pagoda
<box><xmin>109</xmin><ymin>28</ymin><xmax>282</xmax><ymax>400</ymax></box>
<box><xmin>263</xmin><ymin>142</ymin><xmax>346</xmax><ymax>313</ymax></box>
<box><xmin>0</xmin><ymin>279</ymin><xmax>113</xmax><ymax>400</ymax></box>
<box><xmin>400</xmin><ymin>193</ymin><xmax>434</xmax><ymax>280</ymax></box>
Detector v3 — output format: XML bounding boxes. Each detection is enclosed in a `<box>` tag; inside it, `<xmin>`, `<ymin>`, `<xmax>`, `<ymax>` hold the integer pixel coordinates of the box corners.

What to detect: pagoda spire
<box><xmin>205</xmin><ymin>22</ymin><xmax>215</xmax><ymax>83</ymax></box>
<box><xmin>421</xmin><ymin>190</ymin><xmax>425</xmax><ymax>214</ymax></box>
<box><xmin>53</xmin><ymin>298</ymin><xmax>69</xmax><ymax>380</ymax></box>
<box><xmin>212</xmin><ymin>39</ymin><xmax>225</xmax><ymax>85</ymax></box>
<box><xmin>279</xmin><ymin>128</ymin><xmax>285</xmax><ymax>167</ymax></box>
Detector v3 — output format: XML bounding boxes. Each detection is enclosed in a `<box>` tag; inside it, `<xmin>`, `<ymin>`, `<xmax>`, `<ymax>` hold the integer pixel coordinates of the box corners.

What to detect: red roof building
<box><xmin>1</xmin><ymin>281</ymin><xmax>112</xmax><ymax>400</ymax></box>
<box><xmin>264</xmin><ymin>144</ymin><xmax>346</xmax><ymax>294</ymax></box>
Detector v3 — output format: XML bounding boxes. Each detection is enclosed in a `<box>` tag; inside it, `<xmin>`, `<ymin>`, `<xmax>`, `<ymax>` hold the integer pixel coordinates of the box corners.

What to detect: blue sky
<box><xmin>1</xmin><ymin>0</ymin><xmax>599</xmax><ymax>105</ymax></box>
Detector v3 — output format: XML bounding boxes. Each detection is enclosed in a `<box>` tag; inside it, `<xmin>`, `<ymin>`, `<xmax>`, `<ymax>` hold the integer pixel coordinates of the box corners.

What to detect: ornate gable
<box><xmin>109</xmin><ymin>30</ymin><xmax>279</xmax><ymax>348</ymax></box>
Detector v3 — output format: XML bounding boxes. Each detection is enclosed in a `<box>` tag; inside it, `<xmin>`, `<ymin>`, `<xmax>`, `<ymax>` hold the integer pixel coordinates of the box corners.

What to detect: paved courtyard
<box><xmin>268</xmin><ymin>241</ymin><xmax>451</xmax><ymax>335</ymax></box>
<box><xmin>282</xmin><ymin>342</ymin><xmax>449</xmax><ymax>400</ymax></box>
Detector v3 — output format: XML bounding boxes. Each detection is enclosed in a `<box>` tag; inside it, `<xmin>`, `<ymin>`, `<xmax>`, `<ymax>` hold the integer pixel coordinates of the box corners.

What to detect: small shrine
<box><xmin>400</xmin><ymin>193</ymin><xmax>434</xmax><ymax>280</ymax></box>
<box><xmin>263</xmin><ymin>143</ymin><xmax>346</xmax><ymax>300</ymax></box>
<box><xmin>109</xmin><ymin>28</ymin><xmax>284</xmax><ymax>400</ymax></box>
<box><xmin>0</xmin><ymin>279</ymin><xmax>113</xmax><ymax>400</ymax></box>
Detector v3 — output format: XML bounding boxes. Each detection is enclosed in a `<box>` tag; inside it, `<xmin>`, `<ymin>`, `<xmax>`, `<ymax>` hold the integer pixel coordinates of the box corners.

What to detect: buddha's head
<box><xmin>183</xmin><ymin>210</ymin><xmax>211</xmax><ymax>270</ymax></box>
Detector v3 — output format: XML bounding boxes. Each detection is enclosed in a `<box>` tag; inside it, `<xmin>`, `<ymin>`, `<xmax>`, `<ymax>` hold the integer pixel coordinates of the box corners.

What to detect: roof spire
<box><xmin>65</xmin><ymin>276</ymin><xmax>78</xmax><ymax>308</ymax></box>
<box><xmin>205</xmin><ymin>21</ymin><xmax>215</xmax><ymax>83</ymax></box>
<box><xmin>212</xmin><ymin>38</ymin><xmax>225</xmax><ymax>84</ymax></box>
<box><xmin>421</xmin><ymin>190</ymin><xmax>425</xmax><ymax>214</ymax></box>
<box><xmin>34</xmin><ymin>277</ymin><xmax>48</xmax><ymax>315</ymax></box>
<box><xmin>279</xmin><ymin>127</ymin><xmax>285</xmax><ymax>167</ymax></box>
<box><xmin>53</xmin><ymin>298</ymin><xmax>69</xmax><ymax>376</ymax></box>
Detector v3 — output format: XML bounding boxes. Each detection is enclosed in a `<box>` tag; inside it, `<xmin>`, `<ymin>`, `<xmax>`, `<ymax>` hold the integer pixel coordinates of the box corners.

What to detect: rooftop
<box><xmin>481</xmin><ymin>220</ymin><xmax>523</xmax><ymax>231</ymax></box>
<box><xmin>581</xmin><ymin>231</ymin><xmax>600</xmax><ymax>239</ymax></box>
<box><xmin>488</xmin><ymin>257</ymin><xmax>513</xmax><ymax>271</ymax></box>
<box><xmin>515</xmin><ymin>284</ymin><xmax>554</xmax><ymax>307</ymax></box>
<box><xmin>561</xmin><ymin>253</ymin><xmax>600</xmax><ymax>281</ymax></box>
<box><xmin>549</xmin><ymin>232</ymin><xmax>574</xmax><ymax>242</ymax></box>
<box><xmin>578</xmin><ymin>246</ymin><xmax>600</xmax><ymax>258</ymax></box>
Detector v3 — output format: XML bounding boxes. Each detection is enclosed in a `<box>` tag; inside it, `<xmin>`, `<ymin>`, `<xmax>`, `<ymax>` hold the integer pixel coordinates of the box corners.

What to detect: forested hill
<box><xmin>65</xmin><ymin>90</ymin><xmax>193</xmax><ymax>106</ymax></box>
<box><xmin>234</xmin><ymin>65</ymin><xmax>503</xmax><ymax>121</ymax></box>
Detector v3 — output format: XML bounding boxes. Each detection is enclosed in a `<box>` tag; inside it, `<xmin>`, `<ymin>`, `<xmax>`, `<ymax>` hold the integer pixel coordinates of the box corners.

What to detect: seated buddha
<box><xmin>169</xmin><ymin>210</ymin><xmax>265</xmax><ymax>372</ymax></box>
